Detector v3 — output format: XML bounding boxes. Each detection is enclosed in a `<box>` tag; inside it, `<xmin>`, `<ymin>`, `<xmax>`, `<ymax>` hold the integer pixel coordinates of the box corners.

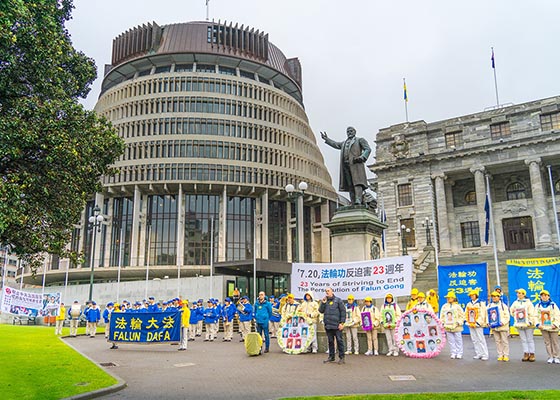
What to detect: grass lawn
<box><xmin>281</xmin><ymin>391</ymin><xmax>560</xmax><ymax>400</ymax></box>
<box><xmin>0</xmin><ymin>324</ymin><xmax>117</xmax><ymax>400</ymax></box>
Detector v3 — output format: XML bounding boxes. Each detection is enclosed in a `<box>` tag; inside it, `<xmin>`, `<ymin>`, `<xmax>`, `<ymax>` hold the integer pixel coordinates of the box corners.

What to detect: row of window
<box><xmin>120</xmin><ymin>139</ymin><xmax>323</xmax><ymax>175</ymax></box>
<box><xmin>444</xmin><ymin>111</ymin><xmax>560</xmax><ymax>149</ymax></box>
<box><xmin>103</xmin><ymin>162</ymin><xmax>330</xmax><ymax>199</ymax></box>
<box><xmin>102</xmin><ymin>74</ymin><xmax>305</xmax><ymax>119</ymax></box>
<box><xmin>398</xmin><ymin>217</ymin><xmax>480</xmax><ymax>249</ymax></box>
<box><xmin>397</xmin><ymin>179</ymin><xmax>560</xmax><ymax>208</ymax></box>
<box><xmin>106</xmin><ymin>95</ymin><xmax>311</xmax><ymax>139</ymax></box>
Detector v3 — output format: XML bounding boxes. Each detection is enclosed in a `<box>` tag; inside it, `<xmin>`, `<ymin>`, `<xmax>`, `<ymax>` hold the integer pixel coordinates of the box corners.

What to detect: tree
<box><xmin>0</xmin><ymin>0</ymin><xmax>124</xmax><ymax>271</ymax></box>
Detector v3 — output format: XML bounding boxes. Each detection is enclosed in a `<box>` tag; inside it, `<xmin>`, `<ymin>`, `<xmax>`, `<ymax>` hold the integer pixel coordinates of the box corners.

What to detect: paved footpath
<box><xmin>66</xmin><ymin>335</ymin><xmax>560</xmax><ymax>400</ymax></box>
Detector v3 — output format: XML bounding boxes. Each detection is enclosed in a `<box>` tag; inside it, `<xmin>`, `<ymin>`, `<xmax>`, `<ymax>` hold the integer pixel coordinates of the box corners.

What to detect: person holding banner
<box><xmin>343</xmin><ymin>294</ymin><xmax>361</xmax><ymax>355</ymax></box>
<box><xmin>510</xmin><ymin>288</ymin><xmax>536</xmax><ymax>362</ymax></box>
<box><xmin>440</xmin><ymin>292</ymin><xmax>465</xmax><ymax>359</ymax></box>
<box><xmin>381</xmin><ymin>293</ymin><xmax>401</xmax><ymax>356</ymax></box>
<box><xmin>68</xmin><ymin>300</ymin><xmax>81</xmax><ymax>337</ymax></box>
<box><xmin>55</xmin><ymin>303</ymin><xmax>66</xmax><ymax>335</ymax></box>
<box><xmin>297</xmin><ymin>292</ymin><xmax>319</xmax><ymax>353</ymax></box>
<box><xmin>319</xmin><ymin>287</ymin><xmax>346</xmax><ymax>364</ymax></box>
<box><xmin>237</xmin><ymin>296</ymin><xmax>253</xmax><ymax>342</ymax></box>
<box><xmin>534</xmin><ymin>290</ymin><xmax>560</xmax><ymax>364</ymax></box>
<box><xmin>488</xmin><ymin>291</ymin><xmax>510</xmax><ymax>361</ymax></box>
<box><xmin>178</xmin><ymin>300</ymin><xmax>191</xmax><ymax>351</ymax></box>
<box><xmin>361</xmin><ymin>296</ymin><xmax>381</xmax><ymax>356</ymax></box>
<box><xmin>465</xmin><ymin>290</ymin><xmax>489</xmax><ymax>361</ymax></box>
<box><xmin>222</xmin><ymin>298</ymin><xmax>237</xmax><ymax>342</ymax></box>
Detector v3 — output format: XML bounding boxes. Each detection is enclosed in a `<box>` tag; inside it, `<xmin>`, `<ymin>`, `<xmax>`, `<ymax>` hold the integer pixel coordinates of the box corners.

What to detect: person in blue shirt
<box><xmin>237</xmin><ymin>296</ymin><xmax>254</xmax><ymax>342</ymax></box>
<box><xmin>222</xmin><ymin>298</ymin><xmax>237</xmax><ymax>342</ymax></box>
<box><xmin>269</xmin><ymin>295</ymin><xmax>282</xmax><ymax>338</ymax></box>
<box><xmin>196</xmin><ymin>299</ymin><xmax>204</xmax><ymax>336</ymax></box>
<box><xmin>254</xmin><ymin>291</ymin><xmax>273</xmax><ymax>353</ymax></box>
<box><xmin>86</xmin><ymin>301</ymin><xmax>101</xmax><ymax>338</ymax></box>
<box><xmin>188</xmin><ymin>302</ymin><xmax>199</xmax><ymax>341</ymax></box>
<box><xmin>102</xmin><ymin>302</ymin><xmax>114</xmax><ymax>340</ymax></box>
<box><xmin>203</xmin><ymin>300</ymin><xmax>219</xmax><ymax>341</ymax></box>
<box><xmin>147</xmin><ymin>297</ymin><xmax>160</xmax><ymax>312</ymax></box>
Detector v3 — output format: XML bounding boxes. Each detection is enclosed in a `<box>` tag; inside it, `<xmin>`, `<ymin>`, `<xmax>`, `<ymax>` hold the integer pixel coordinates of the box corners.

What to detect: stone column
<box><xmin>470</xmin><ymin>166</ymin><xmax>488</xmax><ymax>246</ymax></box>
<box><xmin>525</xmin><ymin>157</ymin><xmax>552</xmax><ymax>248</ymax></box>
<box><xmin>432</xmin><ymin>173</ymin><xmax>451</xmax><ymax>253</ymax></box>
<box><xmin>130</xmin><ymin>185</ymin><xmax>141</xmax><ymax>267</ymax></box>
<box><xmin>261</xmin><ymin>190</ymin><xmax>269</xmax><ymax>259</ymax></box>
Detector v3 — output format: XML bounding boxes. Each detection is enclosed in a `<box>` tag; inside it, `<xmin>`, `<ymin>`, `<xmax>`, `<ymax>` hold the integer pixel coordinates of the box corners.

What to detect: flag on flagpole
<box><xmin>403</xmin><ymin>78</ymin><xmax>408</xmax><ymax>102</ymax></box>
<box><xmin>491</xmin><ymin>48</ymin><xmax>495</xmax><ymax>69</ymax></box>
<box><xmin>484</xmin><ymin>194</ymin><xmax>490</xmax><ymax>244</ymax></box>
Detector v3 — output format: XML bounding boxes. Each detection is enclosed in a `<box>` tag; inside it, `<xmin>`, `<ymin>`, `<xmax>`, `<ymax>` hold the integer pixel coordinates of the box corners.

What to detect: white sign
<box><xmin>1</xmin><ymin>287</ymin><xmax>61</xmax><ymax>317</ymax></box>
<box><xmin>291</xmin><ymin>256</ymin><xmax>413</xmax><ymax>300</ymax></box>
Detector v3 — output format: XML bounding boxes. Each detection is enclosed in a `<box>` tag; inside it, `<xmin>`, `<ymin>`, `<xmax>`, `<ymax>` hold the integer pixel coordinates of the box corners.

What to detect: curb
<box><xmin>61</xmin><ymin>336</ymin><xmax>127</xmax><ymax>400</ymax></box>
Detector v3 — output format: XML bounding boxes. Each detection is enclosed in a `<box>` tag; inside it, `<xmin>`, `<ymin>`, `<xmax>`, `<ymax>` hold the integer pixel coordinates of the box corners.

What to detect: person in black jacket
<box><xmin>319</xmin><ymin>287</ymin><xmax>346</xmax><ymax>364</ymax></box>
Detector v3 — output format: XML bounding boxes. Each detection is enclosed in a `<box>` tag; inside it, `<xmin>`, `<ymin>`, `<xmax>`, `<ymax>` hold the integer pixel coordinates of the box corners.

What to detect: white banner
<box><xmin>291</xmin><ymin>256</ymin><xmax>413</xmax><ymax>300</ymax></box>
<box><xmin>1</xmin><ymin>287</ymin><xmax>61</xmax><ymax>317</ymax></box>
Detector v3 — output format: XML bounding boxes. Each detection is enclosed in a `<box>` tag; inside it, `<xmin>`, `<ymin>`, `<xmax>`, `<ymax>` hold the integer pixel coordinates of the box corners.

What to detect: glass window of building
<box><xmin>226</xmin><ymin>197</ymin><xmax>255</xmax><ymax>261</ymax></box>
<box><xmin>239</xmin><ymin>70</ymin><xmax>255</xmax><ymax>80</ymax></box>
<box><xmin>155</xmin><ymin>66</ymin><xmax>171</xmax><ymax>74</ymax></box>
<box><xmin>219</xmin><ymin>66</ymin><xmax>236</xmax><ymax>76</ymax></box>
<box><xmin>490</xmin><ymin>122</ymin><xmax>511</xmax><ymax>140</ymax></box>
<box><xmin>110</xmin><ymin>197</ymin><xmax>134</xmax><ymax>267</ymax></box>
<box><xmin>138</xmin><ymin>69</ymin><xmax>151</xmax><ymax>77</ymax></box>
<box><xmin>268</xmin><ymin>201</ymin><xmax>287</xmax><ymax>261</ymax></box>
<box><xmin>540</xmin><ymin>112</ymin><xmax>560</xmax><ymax>131</ymax></box>
<box><xmin>445</xmin><ymin>131</ymin><xmax>462</xmax><ymax>148</ymax></box>
<box><xmin>175</xmin><ymin>64</ymin><xmax>193</xmax><ymax>72</ymax></box>
<box><xmin>400</xmin><ymin>218</ymin><xmax>416</xmax><ymax>248</ymax></box>
<box><xmin>196</xmin><ymin>64</ymin><xmax>215</xmax><ymax>73</ymax></box>
<box><xmin>506</xmin><ymin>182</ymin><xmax>526</xmax><ymax>200</ymax></box>
<box><xmin>184</xmin><ymin>195</ymin><xmax>219</xmax><ymax>265</ymax></box>
<box><xmin>397</xmin><ymin>183</ymin><xmax>413</xmax><ymax>207</ymax></box>
<box><xmin>146</xmin><ymin>194</ymin><xmax>177</xmax><ymax>266</ymax></box>
<box><xmin>464</xmin><ymin>191</ymin><xmax>477</xmax><ymax>205</ymax></box>
<box><xmin>461</xmin><ymin>221</ymin><xmax>481</xmax><ymax>248</ymax></box>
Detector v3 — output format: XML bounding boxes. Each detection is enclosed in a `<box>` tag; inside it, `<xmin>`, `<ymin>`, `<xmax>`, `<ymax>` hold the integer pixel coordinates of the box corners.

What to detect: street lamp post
<box><xmin>400</xmin><ymin>224</ymin><xmax>411</xmax><ymax>256</ymax></box>
<box><xmin>88</xmin><ymin>205</ymin><xmax>104</xmax><ymax>302</ymax></box>
<box><xmin>285</xmin><ymin>181</ymin><xmax>308</xmax><ymax>262</ymax></box>
<box><xmin>422</xmin><ymin>217</ymin><xmax>433</xmax><ymax>247</ymax></box>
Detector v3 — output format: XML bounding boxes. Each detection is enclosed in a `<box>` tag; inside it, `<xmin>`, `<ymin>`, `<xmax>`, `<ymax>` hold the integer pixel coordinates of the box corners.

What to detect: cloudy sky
<box><xmin>67</xmin><ymin>0</ymin><xmax>560</xmax><ymax>190</ymax></box>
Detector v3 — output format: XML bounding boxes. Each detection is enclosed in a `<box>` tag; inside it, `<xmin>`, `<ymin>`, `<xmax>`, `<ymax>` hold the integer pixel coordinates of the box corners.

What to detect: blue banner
<box><xmin>109</xmin><ymin>311</ymin><xmax>182</xmax><ymax>343</ymax></box>
<box><xmin>507</xmin><ymin>258</ymin><xmax>560</xmax><ymax>305</ymax></box>
<box><xmin>438</xmin><ymin>263</ymin><xmax>488</xmax><ymax>334</ymax></box>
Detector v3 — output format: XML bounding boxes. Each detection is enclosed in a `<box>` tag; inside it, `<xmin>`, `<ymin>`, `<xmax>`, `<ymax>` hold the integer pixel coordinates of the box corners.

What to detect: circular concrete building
<box><xmin>27</xmin><ymin>21</ymin><xmax>337</xmax><ymax>298</ymax></box>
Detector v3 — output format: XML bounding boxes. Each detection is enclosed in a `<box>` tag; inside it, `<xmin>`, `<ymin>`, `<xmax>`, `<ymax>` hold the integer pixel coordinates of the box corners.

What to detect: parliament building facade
<box><xmin>24</xmin><ymin>21</ymin><xmax>338</xmax><ymax>298</ymax></box>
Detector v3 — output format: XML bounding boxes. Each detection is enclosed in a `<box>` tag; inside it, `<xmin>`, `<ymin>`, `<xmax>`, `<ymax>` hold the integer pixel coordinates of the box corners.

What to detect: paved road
<box><xmin>66</xmin><ymin>334</ymin><xmax>560</xmax><ymax>400</ymax></box>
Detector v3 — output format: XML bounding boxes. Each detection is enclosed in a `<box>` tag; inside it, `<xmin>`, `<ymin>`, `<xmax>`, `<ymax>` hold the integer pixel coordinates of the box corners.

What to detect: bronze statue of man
<box><xmin>321</xmin><ymin>127</ymin><xmax>371</xmax><ymax>205</ymax></box>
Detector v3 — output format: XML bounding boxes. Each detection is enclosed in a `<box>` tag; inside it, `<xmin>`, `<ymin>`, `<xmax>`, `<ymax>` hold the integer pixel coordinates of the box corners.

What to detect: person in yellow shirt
<box><xmin>427</xmin><ymin>289</ymin><xmax>439</xmax><ymax>314</ymax></box>
<box><xmin>179</xmin><ymin>300</ymin><xmax>191</xmax><ymax>351</ymax></box>
<box><xmin>55</xmin><ymin>303</ymin><xmax>66</xmax><ymax>335</ymax></box>
<box><xmin>406</xmin><ymin>288</ymin><xmax>419</xmax><ymax>310</ymax></box>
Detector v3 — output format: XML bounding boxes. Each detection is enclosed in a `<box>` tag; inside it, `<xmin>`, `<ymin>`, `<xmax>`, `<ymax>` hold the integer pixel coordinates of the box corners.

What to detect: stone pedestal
<box><xmin>324</xmin><ymin>206</ymin><xmax>387</xmax><ymax>263</ymax></box>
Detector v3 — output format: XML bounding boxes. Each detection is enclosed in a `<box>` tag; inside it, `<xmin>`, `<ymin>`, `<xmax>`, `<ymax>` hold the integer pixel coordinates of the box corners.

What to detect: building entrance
<box><xmin>502</xmin><ymin>216</ymin><xmax>535</xmax><ymax>250</ymax></box>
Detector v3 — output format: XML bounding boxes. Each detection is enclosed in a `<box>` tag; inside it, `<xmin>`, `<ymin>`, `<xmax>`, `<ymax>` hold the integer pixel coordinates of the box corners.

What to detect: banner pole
<box><xmin>485</xmin><ymin>174</ymin><xmax>501</xmax><ymax>287</ymax></box>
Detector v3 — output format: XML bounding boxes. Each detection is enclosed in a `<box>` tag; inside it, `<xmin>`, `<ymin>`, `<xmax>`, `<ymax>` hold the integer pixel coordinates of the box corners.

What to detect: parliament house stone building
<box><xmin>24</xmin><ymin>21</ymin><xmax>338</xmax><ymax>299</ymax></box>
<box><xmin>372</xmin><ymin>95</ymin><xmax>560</xmax><ymax>284</ymax></box>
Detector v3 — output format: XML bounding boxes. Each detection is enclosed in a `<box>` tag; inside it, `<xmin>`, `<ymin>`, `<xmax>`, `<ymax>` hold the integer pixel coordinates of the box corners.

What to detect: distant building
<box><xmin>22</xmin><ymin>21</ymin><xmax>337</xmax><ymax>300</ymax></box>
<box><xmin>372</xmin><ymin>96</ymin><xmax>560</xmax><ymax>271</ymax></box>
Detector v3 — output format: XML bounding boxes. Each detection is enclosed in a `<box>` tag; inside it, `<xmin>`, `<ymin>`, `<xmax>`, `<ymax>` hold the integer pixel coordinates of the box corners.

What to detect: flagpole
<box><xmin>210</xmin><ymin>217</ymin><xmax>214</xmax><ymax>299</ymax></box>
<box><xmin>116</xmin><ymin>222</ymin><xmax>124</xmax><ymax>303</ymax></box>
<box><xmin>491</xmin><ymin>47</ymin><xmax>500</xmax><ymax>107</ymax></box>
<box><xmin>547</xmin><ymin>165</ymin><xmax>560</xmax><ymax>252</ymax></box>
<box><xmin>403</xmin><ymin>78</ymin><xmax>409</xmax><ymax>122</ymax></box>
<box><xmin>485</xmin><ymin>174</ymin><xmax>500</xmax><ymax>286</ymax></box>
<box><xmin>144</xmin><ymin>224</ymin><xmax>151</xmax><ymax>300</ymax></box>
<box><xmin>206</xmin><ymin>0</ymin><xmax>210</xmax><ymax>21</ymax></box>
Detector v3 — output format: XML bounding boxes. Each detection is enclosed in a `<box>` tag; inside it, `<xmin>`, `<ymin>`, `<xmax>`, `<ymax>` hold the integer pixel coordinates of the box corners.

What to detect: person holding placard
<box><xmin>534</xmin><ymin>289</ymin><xmax>560</xmax><ymax>364</ymax></box>
<box><xmin>488</xmin><ymin>291</ymin><xmax>510</xmax><ymax>362</ymax></box>
<box><xmin>465</xmin><ymin>290</ymin><xmax>488</xmax><ymax>361</ymax></box>
<box><xmin>361</xmin><ymin>296</ymin><xmax>381</xmax><ymax>356</ymax></box>
<box><xmin>510</xmin><ymin>288</ymin><xmax>536</xmax><ymax>362</ymax></box>
<box><xmin>440</xmin><ymin>291</ymin><xmax>465</xmax><ymax>359</ymax></box>
<box><xmin>343</xmin><ymin>294</ymin><xmax>361</xmax><ymax>355</ymax></box>
<box><xmin>297</xmin><ymin>291</ymin><xmax>319</xmax><ymax>353</ymax></box>
<box><xmin>381</xmin><ymin>293</ymin><xmax>401</xmax><ymax>356</ymax></box>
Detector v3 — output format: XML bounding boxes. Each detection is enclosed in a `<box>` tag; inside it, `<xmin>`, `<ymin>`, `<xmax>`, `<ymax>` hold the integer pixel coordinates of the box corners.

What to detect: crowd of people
<box><xmin>56</xmin><ymin>285</ymin><xmax>560</xmax><ymax>365</ymax></box>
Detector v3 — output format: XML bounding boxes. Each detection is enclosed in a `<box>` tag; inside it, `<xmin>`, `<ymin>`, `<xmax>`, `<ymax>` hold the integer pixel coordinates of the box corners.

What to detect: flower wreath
<box><xmin>395</xmin><ymin>308</ymin><xmax>446</xmax><ymax>359</ymax></box>
<box><xmin>277</xmin><ymin>312</ymin><xmax>316</xmax><ymax>355</ymax></box>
